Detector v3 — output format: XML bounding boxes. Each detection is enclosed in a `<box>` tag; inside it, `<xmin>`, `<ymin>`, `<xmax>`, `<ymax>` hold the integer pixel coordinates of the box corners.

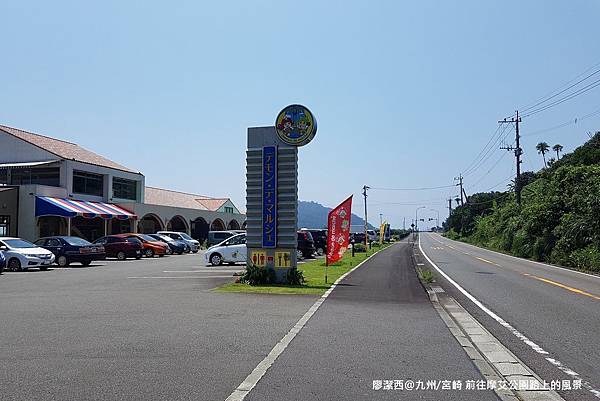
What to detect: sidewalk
<box><xmin>243</xmin><ymin>242</ymin><xmax>500</xmax><ymax>401</ymax></box>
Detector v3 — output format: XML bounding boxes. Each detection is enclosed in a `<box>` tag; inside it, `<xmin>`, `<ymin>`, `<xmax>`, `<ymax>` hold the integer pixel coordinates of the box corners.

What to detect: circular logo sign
<box><xmin>275</xmin><ymin>104</ymin><xmax>317</xmax><ymax>146</ymax></box>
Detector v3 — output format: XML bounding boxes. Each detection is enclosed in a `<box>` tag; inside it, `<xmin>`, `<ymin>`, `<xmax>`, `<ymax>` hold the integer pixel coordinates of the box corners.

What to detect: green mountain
<box><xmin>298</xmin><ymin>200</ymin><xmax>376</xmax><ymax>231</ymax></box>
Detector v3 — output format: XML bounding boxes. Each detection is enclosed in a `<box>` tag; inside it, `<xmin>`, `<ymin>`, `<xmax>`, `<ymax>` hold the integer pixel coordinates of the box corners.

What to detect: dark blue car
<box><xmin>34</xmin><ymin>236</ymin><xmax>106</xmax><ymax>267</ymax></box>
<box><xmin>148</xmin><ymin>234</ymin><xmax>188</xmax><ymax>255</ymax></box>
<box><xmin>0</xmin><ymin>251</ymin><xmax>5</xmax><ymax>274</ymax></box>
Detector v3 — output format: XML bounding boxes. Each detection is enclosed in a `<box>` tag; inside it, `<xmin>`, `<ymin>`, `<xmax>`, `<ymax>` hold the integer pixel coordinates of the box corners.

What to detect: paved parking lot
<box><xmin>0</xmin><ymin>252</ymin><xmax>317</xmax><ymax>401</ymax></box>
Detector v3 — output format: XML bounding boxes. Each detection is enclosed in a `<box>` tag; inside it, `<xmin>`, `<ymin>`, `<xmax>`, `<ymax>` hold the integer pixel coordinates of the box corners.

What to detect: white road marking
<box><xmin>431</xmin><ymin>232</ymin><xmax>600</xmax><ymax>280</ymax></box>
<box><xmin>224</xmin><ymin>245</ymin><xmax>392</xmax><ymax>401</ymax></box>
<box><xmin>163</xmin><ymin>270</ymin><xmax>240</xmax><ymax>273</ymax></box>
<box><xmin>419</xmin><ymin>234</ymin><xmax>600</xmax><ymax>399</ymax></box>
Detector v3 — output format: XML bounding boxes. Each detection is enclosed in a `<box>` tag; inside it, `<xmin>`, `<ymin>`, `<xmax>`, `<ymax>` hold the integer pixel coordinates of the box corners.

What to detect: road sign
<box><xmin>275</xmin><ymin>251</ymin><xmax>291</xmax><ymax>268</ymax></box>
<box><xmin>250</xmin><ymin>250</ymin><xmax>267</xmax><ymax>267</ymax></box>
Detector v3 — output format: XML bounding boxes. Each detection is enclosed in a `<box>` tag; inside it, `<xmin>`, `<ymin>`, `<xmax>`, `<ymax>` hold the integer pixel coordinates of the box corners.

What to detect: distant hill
<box><xmin>298</xmin><ymin>200</ymin><xmax>376</xmax><ymax>231</ymax></box>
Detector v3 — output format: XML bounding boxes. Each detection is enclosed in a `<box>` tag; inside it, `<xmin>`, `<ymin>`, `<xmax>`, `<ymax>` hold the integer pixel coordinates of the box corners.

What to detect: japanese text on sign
<box><xmin>262</xmin><ymin>146</ymin><xmax>277</xmax><ymax>247</ymax></box>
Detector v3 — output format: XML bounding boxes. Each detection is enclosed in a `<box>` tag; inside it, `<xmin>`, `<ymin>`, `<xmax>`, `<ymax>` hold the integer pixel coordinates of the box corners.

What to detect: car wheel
<box><xmin>296</xmin><ymin>249</ymin><xmax>303</xmax><ymax>260</ymax></box>
<box><xmin>116</xmin><ymin>251</ymin><xmax>127</xmax><ymax>261</ymax></box>
<box><xmin>135</xmin><ymin>255</ymin><xmax>142</xmax><ymax>260</ymax></box>
<box><xmin>81</xmin><ymin>260</ymin><xmax>91</xmax><ymax>267</ymax></box>
<box><xmin>8</xmin><ymin>258</ymin><xmax>22</xmax><ymax>272</ymax></box>
<box><xmin>39</xmin><ymin>265</ymin><xmax>49</xmax><ymax>271</ymax></box>
<box><xmin>57</xmin><ymin>255</ymin><xmax>69</xmax><ymax>267</ymax></box>
<box><xmin>144</xmin><ymin>249</ymin><xmax>154</xmax><ymax>258</ymax></box>
<box><xmin>210</xmin><ymin>253</ymin><xmax>223</xmax><ymax>266</ymax></box>
<box><xmin>192</xmin><ymin>250</ymin><xmax>198</xmax><ymax>254</ymax></box>
<box><xmin>316</xmin><ymin>247</ymin><xmax>324</xmax><ymax>256</ymax></box>
<box><xmin>158</xmin><ymin>254</ymin><xmax>164</xmax><ymax>257</ymax></box>
<box><xmin>165</xmin><ymin>248</ymin><xmax>173</xmax><ymax>255</ymax></box>
<box><xmin>177</xmin><ymin>250</ymin><xmax>184</xmax><ymax>255</ymax></box>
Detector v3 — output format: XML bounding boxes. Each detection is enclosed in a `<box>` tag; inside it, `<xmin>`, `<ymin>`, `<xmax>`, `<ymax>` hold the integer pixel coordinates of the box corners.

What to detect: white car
<box><xmin>0</xmin><ymin>237</ymin><xmax>56</xmax><ymax>271</ymax></box>
<box><xmin>157</xmin><ymin>231</ymin><xmax>200</xmax><ymax>253</ymax></box>
<box><xmin>205</xmin><ymin>233</ymin><xmax>246</xmax><ymax>266</ymax></box>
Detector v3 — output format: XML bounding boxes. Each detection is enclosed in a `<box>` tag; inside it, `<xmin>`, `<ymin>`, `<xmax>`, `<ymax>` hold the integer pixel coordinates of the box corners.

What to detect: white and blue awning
<box><xmin>35</xmin><ymin>196</ymin><xmax>137</xmax><ymax>220</ymax></box>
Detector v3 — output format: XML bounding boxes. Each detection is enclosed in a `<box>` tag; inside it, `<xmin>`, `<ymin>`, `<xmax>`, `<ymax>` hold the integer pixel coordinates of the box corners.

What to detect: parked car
<box><xmin>351</xmin><ymin>232</ymin><xmax>367</xmax><ymax>244</ymax></box>
<box><xmin>207</xmin><ymin>230</ymin><xmax>238</xmax><ymax>247</ymax></box>
<box><xmin>205</xmin><ymin>233</ymin><xmax>246</xmax><ymax>266</ymax></box>
<box><xmin>366</xmin><ymin>229</ymin><xmax>377</xmax><ymax>242</ymax></box>
<box><xmin>93</xmin><ymin>235</ymin><xmax>143</xmax><ymax>260</ymax></box>
<box><xmin>0</xmin><ymin>251</ymin><xmax>5</xmax><ymax>274</ymax></box>
<box><xmin>148</xmin><ymin>234</ymin><xmax>188</xmax><ymax>255</ymax></box>
<box><xmin>120</xmin><ymin>234</ymin><xmax>168</xmax><ymax>258</ymax></box>
<box><xmin>297</xmin><ymin>230</ymin><xmax>316</xmax><ymax>259</ymax></box>
<box><xmin>157</xmin><ymin>231</ymin><xmax>200</xmax><ymax>253</ymax></box>
<box><xmin>34</xmin><ymin>236</ymin><xmax>106</xmax><ymax>267</ymax></box>
<box><xmin>306</xmin><ymin>229</ymin><xmax>327</xmax><ymax>256</ymax></box>
<box><xmin>0</xmin><ymin>237</ymin><xmax>56</xmax><ymax>271</ymax></box>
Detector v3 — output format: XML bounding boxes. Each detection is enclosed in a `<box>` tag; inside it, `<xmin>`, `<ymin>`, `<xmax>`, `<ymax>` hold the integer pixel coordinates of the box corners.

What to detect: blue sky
<box><xmin>2</xmin><ymin>1</ymin><xmax>600</xmax><ymax>228</ymax></box>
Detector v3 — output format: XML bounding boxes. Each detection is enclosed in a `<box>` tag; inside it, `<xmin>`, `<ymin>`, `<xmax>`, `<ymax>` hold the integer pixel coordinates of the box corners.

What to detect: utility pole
<box><xmin>447</xmin><ymin>197</ymin><xmax>453</xmax><ymax>216</ymax></box>
<box><xmin>363</xmin><ymin>185</ymin><xmax>369</xmax><ymax>248</ymax></box>
<box><xmin>403</xmin><ymin>217</ymin><xmax>406</xmax><ymax>231</ymax></box>
<box><xmin>454</xmin><ymin>174</ymin><xmax>465</xmax><ymax>206</ymax></box>
<box><xmin>499</xmin><ymin>111</ymin><xmax>523</xmax><ymax>205</ymax></box>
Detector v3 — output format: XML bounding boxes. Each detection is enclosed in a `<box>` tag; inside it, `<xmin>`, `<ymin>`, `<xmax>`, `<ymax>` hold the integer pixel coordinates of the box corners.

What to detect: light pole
<box><xmin>429</xmin><ymin>208</ymin><xmax>440</xmax><ymax>229</ymax></box>
<box><xmin>415</xmin><ymin>206</ymin><xmax>426</xmax><ymax>232</ymax></box>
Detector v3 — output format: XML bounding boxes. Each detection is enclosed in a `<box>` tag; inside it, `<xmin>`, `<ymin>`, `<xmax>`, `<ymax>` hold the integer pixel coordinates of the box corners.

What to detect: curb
<box><xmin>411</xmin><ymin>237</ymin><xmax>565</xmax><ymax>401</ymax></box>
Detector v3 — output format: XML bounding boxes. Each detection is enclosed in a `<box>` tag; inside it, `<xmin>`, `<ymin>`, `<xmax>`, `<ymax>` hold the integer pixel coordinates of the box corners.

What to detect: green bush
<box><xmin>242</xmin><ymin>264</ymin><xmax>276</xmax><ymax>285</ymax></box>
<box><xmin>286</xmin><ymin>267</ymin><xmax>305</xmax><ymax>285</ymax></box>
<box><xmin>569</xmin><ymin>246</ymin><xmax>600</xmax><ymax>272</ymax></box>
<box><xmin>353</xmin><ymin>243</ymin><xmax>366</xmax><ymax>253</ymax></box>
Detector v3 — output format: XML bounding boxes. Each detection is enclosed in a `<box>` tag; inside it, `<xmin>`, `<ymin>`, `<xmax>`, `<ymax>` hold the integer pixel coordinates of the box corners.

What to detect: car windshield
<box><xmin>159</xmin><ymin>235</ymin><xmax>174</xmax><ymax>242</ymax></box>
<box><xmin>126</xmin><ymin>238</ymin><xmax>142</xmax><ymax>244</ymax></box>
<box><xmin>180</xmin><ymin>233</ymin><xmax>193</xmax><ymax>240</ymax></box>
<box><xmin>3</xmin><ymin>239</ymin><xmax>37</xmax><ymax>248</ymax></box>
<box><xmin>64</xmin><ymin>237</ymin><xmax>92</xmax><ymax>246</ymax></box>
<box><xmin>137</xmin><ymin>234</ymin><xmax>157</xmax><ymax>242</ymax></box>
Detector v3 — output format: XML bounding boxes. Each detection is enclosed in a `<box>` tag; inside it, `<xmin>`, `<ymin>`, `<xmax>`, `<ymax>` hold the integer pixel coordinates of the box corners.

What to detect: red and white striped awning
<box><xmin>35</xmin><ymin>196</ymin><xmax>137</xmax><ymax>220</ymax></box>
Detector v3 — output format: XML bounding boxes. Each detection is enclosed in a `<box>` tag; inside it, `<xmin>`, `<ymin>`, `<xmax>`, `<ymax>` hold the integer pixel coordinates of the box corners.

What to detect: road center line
<box><xmin>522</xmin><ymin>273</ymin><xmax>600</xmax><ymax>301</ymax></box>
<box><xmin>419</xmin><ymin>233</ymin><xmax>600</xmax><ymax>399</ymax></box>
<box><xmin>475</xmin><ymin>256</ymin><xmax>501</xmax><ymax>267</ymax></box>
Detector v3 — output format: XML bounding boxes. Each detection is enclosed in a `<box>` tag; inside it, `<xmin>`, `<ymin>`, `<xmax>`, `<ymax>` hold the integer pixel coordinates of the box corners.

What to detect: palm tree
<box><xmin>552</xmin><ymin>143</ymin><xmax>563</xmax><ymax>160</ymax></box>
<box><xmin>536</xmin><ymin>142</ymin><xmax>550</xmax><ymax>167</ymax></box>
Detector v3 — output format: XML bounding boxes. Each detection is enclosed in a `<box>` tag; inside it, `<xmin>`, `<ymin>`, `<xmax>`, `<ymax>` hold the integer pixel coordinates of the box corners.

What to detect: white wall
<box><xmin>0</xmin><ymin>131</ymin><xmax>58</xmax><ymax>163</ymax></box>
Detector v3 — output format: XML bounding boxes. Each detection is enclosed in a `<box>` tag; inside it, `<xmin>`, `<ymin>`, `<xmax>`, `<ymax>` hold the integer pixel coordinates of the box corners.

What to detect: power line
<box><xmin>522</xmin><ymin>105</ymin><xmax>600</xmax><ymax>137</ymax></box>
<box><xmin>470</xmin><ymin>150</ymin><xmax>511</xmax><ymax>188</ymax></box>
<box><xmin>370</xmin><ymin>184</ymin><xmax>456</xmax><ymax>191</ymax></box>
<box><xmin>520</xmin><ymin>67</ymin><xmax>600</xmax><ymax>114</ymax></box>
<box><xmin>503</xmin><ymin>59</ymin><xmax>600</xmax><ymax>120</ymax></box>
<box><xmin>463</xmin><ymin>123</ymin><xmax>514</xmax><ymax>177</ymax></box>
<box><xmin>521</xmin><ymin>77</ymin><xmax>600</xmax><ymax>118</ymax></box>
<box><xmin>460</xmin><ymin>124</ymin><xmax>503</xmax><ymax>175</ymax></box>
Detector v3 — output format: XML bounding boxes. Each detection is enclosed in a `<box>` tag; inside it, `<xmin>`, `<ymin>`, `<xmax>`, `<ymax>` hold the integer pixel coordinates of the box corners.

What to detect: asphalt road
<box><xmin>0</xmin><ymin>252</ymin><xmax>316</xmax><ymax>401</ymax></box>
<box><xmin>246</xmin><ymin>241</ymin><xmax>499</xmax><ymax>401</ymax></box>
<box><xmin>419</xmin><ymin>232</ymin><xmax>600</xmax><ymax>401</ymax></box>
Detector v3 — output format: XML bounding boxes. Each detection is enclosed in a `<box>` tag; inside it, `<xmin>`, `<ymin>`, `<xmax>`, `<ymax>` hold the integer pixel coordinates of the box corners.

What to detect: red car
<box><xmin>93</xmin><ymin>235</ymin><xmax>143</xmax><ymax>260</ymax></box>
<box><xmin>120</xmin><ymin>233</ymin><xmax>169</xmax><ymax>258</ymax></box>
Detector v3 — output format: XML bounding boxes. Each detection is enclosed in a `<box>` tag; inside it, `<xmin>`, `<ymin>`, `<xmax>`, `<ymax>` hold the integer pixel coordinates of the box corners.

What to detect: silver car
<box><xmin>156</xmin><ymin>231</ymin><xmax>200</xmax><ymax>253</ymax></box>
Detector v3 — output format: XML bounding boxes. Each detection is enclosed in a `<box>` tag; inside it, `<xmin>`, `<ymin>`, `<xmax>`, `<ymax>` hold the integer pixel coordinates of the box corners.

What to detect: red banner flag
<box><xmin>326</xmin><ymin>195</ymin><xmax>353</xmax><ymax>265</ymax></box>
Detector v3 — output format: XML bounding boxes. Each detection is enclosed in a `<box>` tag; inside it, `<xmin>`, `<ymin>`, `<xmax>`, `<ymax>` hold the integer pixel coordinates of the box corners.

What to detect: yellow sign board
<box><xmin>275</xmin><ymin>251</ymin><xmax>291</xmax><ymax>268</ymax></box>
<box><xmin>250</xmin><ymin>250</ymin><xmax>267</xmax><ymax>267</ymax></box>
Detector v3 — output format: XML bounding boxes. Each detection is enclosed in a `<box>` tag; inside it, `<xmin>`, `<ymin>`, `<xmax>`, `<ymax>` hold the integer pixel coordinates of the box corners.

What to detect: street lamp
<box><xmin>415</xmin><ymin>206</ymin><xmax>426</xmax><ymax>232</ymax></box>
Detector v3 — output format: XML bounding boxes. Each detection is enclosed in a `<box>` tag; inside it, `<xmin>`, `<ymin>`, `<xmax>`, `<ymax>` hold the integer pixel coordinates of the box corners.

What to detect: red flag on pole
<box><xmin>326</xmin><ymin>195</ymin><xmax>353</xmax><ymax>265</ymax></box>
